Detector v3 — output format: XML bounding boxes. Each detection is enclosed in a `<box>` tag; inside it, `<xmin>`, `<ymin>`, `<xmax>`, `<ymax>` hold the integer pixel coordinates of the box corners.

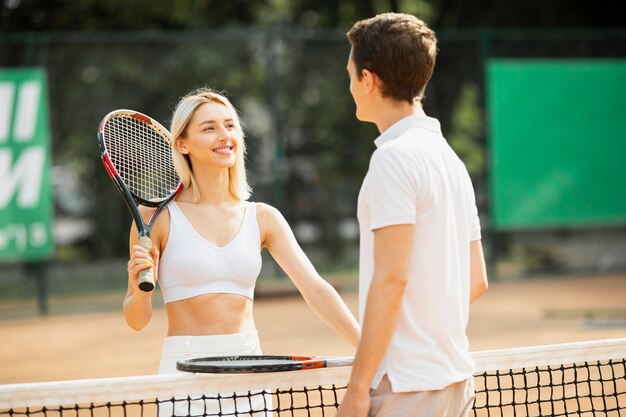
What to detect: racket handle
<box><xmin>137</xmin><ymin>235</ymin><xmax>155</xmax><ymax>292</ymax></box>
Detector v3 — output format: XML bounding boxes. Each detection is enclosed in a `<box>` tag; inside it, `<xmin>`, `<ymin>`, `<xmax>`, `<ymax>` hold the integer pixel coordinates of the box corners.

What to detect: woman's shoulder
<box><xmin>137</xmin><ymin>204</ymin><xmax>158</xmax><ymax>220</ymax></box>
<box><xmin>137</xmin><ymin>204</ymin><xmax>171</xmax><ymax>233</ymax></box>
<box><xmin>250</xmin><ymin>202</ymin><xmax>288</xmax><ymax>231</ymax></box>
<box><xmin>250</xmin><ymin>202</ymin><xmax>291</xmax><ymax>246</ymax></box>
<box><xmin>251</xmin><ymin>201</ymin><xmax>281</xmax><ymax>217</ymax></box>
<box><xmin>137</xmin><ymin>202</ymin><xmax>173</xmax><ymax>218</ymax></box>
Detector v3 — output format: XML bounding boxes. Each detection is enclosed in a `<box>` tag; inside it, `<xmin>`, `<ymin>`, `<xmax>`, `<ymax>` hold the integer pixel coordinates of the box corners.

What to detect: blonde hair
<box><xmin>170</xmin><ymin>87</ymin><xmax>251</xmax><ymax>202</ymax></box>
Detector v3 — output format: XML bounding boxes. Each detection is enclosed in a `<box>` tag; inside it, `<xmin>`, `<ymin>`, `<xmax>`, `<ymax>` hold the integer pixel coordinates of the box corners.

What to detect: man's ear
<box><xmin>361</xmin><ymin>69</ymin><xmax>381</xmax><ymax>95</ymax></box>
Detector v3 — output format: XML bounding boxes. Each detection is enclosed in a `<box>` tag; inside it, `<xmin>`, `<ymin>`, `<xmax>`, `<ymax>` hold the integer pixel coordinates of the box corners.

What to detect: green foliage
<box><xmin>1</xmin><ymin>0</ymin><xmax>265</xmax><ymax>31</ymax></box>
<box><xmin>447</xmin><ymin>82</ymin><xmax>485</xmax><ymax>178</ymax></box>
<box><xmin>2</xmin><ymin>0</ymin><xmax>616</xmax><ymax>32</ymax></box>
<box><xmin>1</xmin><ymin>0</ymin><xmax>621</xmax><ymax>264</ymax></box>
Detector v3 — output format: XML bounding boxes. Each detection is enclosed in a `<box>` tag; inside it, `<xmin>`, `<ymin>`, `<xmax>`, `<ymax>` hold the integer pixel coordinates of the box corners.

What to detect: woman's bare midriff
<box><xmin>164</xmin><ymin>293</ymin><xmax>256</xmax><ymax>336</ymax></box>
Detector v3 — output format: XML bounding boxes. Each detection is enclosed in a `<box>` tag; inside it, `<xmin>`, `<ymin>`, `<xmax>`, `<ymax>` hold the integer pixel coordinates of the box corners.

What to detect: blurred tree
<box><xmin>1</xmin><ymin>0</ymin><xmax>267</xmax><ymax>31</ymax></box>
<box><xmin>3</xmin><ymin>0</ymin><xmax>623</xmax><ymax>33</ymax></box>
<box><xmin>45</xmin><ymin>36</ymin><xmax>268</xmax><ymax>258</ymax></box>
<box><xmin>1</xmin><ymin>0</ymin><xmax>623</xmax><ymax>262</ymax></box>
<box><xmin>430</xmin><ymin>0</ymin><xmax>625</xmax><ymax>28</ymax></box>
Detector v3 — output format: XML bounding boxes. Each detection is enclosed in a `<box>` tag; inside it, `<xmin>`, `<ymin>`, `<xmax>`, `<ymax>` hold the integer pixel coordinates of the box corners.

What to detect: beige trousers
<box><xmin>368</xmin><ymin>375</ymin><xmax>475</xmax><ymax>417</ymax></box>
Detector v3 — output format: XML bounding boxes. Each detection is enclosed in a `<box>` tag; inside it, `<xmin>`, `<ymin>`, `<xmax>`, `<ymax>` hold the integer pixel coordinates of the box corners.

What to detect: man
<box><xmin>336</xmin><ymin>13</ymin><xmax>489</xmax><ymax>417</ymax></box>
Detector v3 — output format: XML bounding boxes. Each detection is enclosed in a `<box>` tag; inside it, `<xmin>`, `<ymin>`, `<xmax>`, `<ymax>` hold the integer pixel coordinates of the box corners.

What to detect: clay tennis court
<box><xmin>1</xmin><ymin>273</ymin><xmax>625</xmax><ymax>384</ymax></box>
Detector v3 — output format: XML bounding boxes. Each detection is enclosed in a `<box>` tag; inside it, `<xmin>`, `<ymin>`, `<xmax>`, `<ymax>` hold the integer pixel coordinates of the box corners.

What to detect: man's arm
<box><xmin>336</xmin><ymin>224</ymin><xmax>414</xmax><ymax>417</ymax></box>
<box><xmin>469</xmin><ymin>239</ymin><xmax>488</xmax><ymax>304</ymax></box>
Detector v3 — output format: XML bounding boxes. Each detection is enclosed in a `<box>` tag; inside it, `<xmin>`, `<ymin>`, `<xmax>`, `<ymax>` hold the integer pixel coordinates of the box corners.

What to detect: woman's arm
<box><xmin>258</xmin><ymin>203</ymin><xmax>360</xmax><ymax>348</ymax></box>
<box><xmin>123</xmin><ymin>206</ymin><xmax>166</xmax><ymax>331</ymax></box>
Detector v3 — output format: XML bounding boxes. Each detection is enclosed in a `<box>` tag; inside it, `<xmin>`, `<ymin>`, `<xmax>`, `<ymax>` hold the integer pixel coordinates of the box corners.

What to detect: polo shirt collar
<box><xmin>374</xmin><ymin>114</ymin><xmax>441</xmax><ymax>148</ymax></box>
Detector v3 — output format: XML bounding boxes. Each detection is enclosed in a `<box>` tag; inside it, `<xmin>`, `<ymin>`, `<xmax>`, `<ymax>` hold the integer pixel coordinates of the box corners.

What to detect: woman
<box><xmin>124</xmin><ymin>87</ymin><xmax>360</xmax><ymax>415</ymax></box>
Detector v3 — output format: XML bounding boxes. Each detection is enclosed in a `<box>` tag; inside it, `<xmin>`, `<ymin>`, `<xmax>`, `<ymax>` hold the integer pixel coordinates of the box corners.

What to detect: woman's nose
<box><xmin>217</xmin><ymin>126</ymin><xmax>231</xmax><ymax>140</ymax></box>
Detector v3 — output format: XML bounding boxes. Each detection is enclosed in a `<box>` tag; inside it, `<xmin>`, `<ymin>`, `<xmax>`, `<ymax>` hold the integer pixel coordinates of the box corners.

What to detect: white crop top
<box><xmin>158</xmin><ymin>201</ymin><xmax>262</xmax><ymax>303</ymax></box>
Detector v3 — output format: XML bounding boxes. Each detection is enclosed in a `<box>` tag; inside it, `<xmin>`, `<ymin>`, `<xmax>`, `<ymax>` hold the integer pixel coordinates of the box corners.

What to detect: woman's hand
<box><xmin>127</xmin><ymin>245</ymin><xmax>160</xmax><ymax>293</ymax></box>
<box><xmin>124</xmin><ymin>244</ymin><xmax>159</xmax><ymax>330</ymax></box>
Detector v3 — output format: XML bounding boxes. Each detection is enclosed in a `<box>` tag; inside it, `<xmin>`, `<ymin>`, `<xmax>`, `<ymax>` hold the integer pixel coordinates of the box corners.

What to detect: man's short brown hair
<box><xmin>347</xmin><ymin>13</ymin><xmax>437</xmax><ymax>104</ymax></box>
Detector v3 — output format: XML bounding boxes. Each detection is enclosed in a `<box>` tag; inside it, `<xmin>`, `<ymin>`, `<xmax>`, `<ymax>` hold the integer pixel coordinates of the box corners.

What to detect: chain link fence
<box><xmin>1</xmin><ymin>27</ymin><xmax>625</xmax><ymax>316</ymax></box>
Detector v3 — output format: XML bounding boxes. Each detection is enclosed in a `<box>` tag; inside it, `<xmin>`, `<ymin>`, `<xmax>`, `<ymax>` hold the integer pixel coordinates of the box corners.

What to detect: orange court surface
<box><xmin>1</xmin><ymin>274</ymin><xmax>625</xmax><ymax>384</ymax></box>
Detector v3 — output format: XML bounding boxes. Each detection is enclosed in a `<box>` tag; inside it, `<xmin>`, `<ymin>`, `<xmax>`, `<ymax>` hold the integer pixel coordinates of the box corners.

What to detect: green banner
<box><xmin>0</xmin><ymin>68</ymin><xmax>54</xmax><ymax>261</ymax></box>
<box><xmin>487</xmin><ymin>59</ymin><xmax>626</xmax><ymax>230</ymax></box>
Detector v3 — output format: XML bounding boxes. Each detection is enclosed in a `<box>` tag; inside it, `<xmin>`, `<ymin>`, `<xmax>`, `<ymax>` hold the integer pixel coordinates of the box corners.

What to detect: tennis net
<box><xmin>1</xmin><ymin>338</ymin><xmax>624</xmax><ymax>417</ymax></box>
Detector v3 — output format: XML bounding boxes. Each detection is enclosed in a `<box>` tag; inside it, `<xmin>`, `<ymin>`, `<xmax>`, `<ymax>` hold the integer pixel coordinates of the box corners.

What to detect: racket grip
<box><xmin>137</xmin><ymin>235</ymin><xmax>155</xmax><ymax>292</ymax></box>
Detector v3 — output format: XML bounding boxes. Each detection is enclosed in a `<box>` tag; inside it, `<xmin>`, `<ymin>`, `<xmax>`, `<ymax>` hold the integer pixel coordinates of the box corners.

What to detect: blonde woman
<box><xmin>124</xmin><ymin>87</ymin><xmax>360</xmax><ymax>415</ymax></box>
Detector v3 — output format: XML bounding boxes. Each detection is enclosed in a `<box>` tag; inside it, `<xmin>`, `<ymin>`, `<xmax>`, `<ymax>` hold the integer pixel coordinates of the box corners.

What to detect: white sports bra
<box><xmin>158</xmin><ymin>201</ymin><xmax>262</xmax><ymax>304</ymax></box>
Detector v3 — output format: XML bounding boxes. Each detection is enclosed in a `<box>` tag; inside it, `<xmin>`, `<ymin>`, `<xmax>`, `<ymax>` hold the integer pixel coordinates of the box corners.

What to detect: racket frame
<box><xmin>97</xmin><ymin>109</ymin><xmax>182</xmax><ymax>292</ymax></box>
<box><xmin>176</xmin><ymin>354</ymin><xmax>354</xmax><ymax>374</ymax></box>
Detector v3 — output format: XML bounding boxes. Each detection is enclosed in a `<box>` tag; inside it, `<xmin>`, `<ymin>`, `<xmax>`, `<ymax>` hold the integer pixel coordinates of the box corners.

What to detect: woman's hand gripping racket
<box><xmin>98</xmin><ymin>110</ymin><xmax>182</xmax><ymax>292</ymax></box>
<box><xmin>176</xmin><ymin>355</ymin><xmax>354</xmax><ymax>374</ymax></box>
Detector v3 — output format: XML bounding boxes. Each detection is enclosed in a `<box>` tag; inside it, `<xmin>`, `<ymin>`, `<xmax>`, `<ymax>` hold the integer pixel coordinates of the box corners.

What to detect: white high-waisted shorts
<box><xmin>158</xmin><ymin>331</ymin><xmax>272</xmax><ymax>416</ymax></box>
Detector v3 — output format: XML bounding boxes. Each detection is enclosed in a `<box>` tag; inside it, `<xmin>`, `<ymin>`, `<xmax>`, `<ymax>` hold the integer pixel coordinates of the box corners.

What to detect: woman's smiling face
<box><xmin>177</xmin><ymin>101</ymin><xmax>241</xmax><ymax>169</ymax></box>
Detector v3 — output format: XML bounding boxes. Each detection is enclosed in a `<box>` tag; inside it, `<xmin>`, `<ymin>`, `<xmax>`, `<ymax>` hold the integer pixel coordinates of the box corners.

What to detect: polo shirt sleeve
<box><xmin>367</xmin><ymin>147</ymin><xmax>418</xmax><ymax>231</ymax></box>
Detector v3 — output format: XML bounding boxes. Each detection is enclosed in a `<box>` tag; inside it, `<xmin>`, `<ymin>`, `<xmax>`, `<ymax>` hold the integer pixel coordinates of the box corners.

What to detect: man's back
<box><xmin>338</xmin><ymin>12</ymin><xmax>487</xmax><ymax>417</ymax></box>
<box><xmin>357</xmin><ymin>115</ymin><xmax>480</xmax><ymax>391</ymax></box>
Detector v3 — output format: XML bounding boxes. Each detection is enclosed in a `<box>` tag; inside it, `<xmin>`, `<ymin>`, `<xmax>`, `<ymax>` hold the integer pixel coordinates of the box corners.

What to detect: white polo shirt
<box><xmin>357</xmin><ymin>114</ymin><xmax>481</xmax><ymax>392</ymax></box>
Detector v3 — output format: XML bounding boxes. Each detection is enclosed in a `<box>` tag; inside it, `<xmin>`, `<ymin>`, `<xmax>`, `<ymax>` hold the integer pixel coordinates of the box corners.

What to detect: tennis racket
<box><xmin>176</xmin><ymin>355</ymin><xmax>354</xmax><ymax>374</ymax></box>
<box><xmin>98</xmin><ymin>109</ymin><xmax>183</xmax><ymax>292</ymax></box>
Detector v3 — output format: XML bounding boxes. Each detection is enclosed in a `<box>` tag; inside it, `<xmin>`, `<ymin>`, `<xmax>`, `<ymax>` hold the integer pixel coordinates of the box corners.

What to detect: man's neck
<box><xmin>373</xmin><ymin>99</ymin><xmax>426</xmax><ymax>134</ymax></box>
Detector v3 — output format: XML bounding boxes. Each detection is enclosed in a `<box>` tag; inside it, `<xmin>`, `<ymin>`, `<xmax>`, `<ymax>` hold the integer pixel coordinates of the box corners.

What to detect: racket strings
<box><xmin>104</xmin><ymin>115</ymin><xmax>179</xmax><ymax>202</ymax></box>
